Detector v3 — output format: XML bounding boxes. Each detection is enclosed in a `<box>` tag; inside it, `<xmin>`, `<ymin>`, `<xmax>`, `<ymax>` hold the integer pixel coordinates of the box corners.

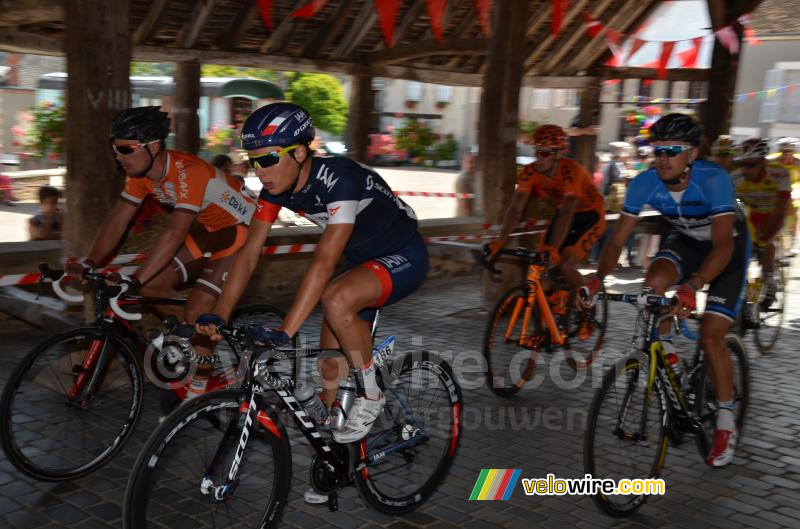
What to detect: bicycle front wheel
<box><xmin>584</xmin><ymin>355</ymin><xmax>668</xmax><ymax>517</ymax></box>
<box><xmin>0</xmin><ymin>328</ymin><xmax>143</xmax><ymax>481</ymax></box>
<box><xmin>356</xmin><ymin>351</ymin><xmax>462</xmax><ymax>514</ymax></box>
<box><xmin>483</xmin><ymin>286</ymin><xmax>541</xmax><ymax>398</ymax></box>
<box><xmin>692</xmin><ymin>333</ymin><xmax>750</xmax><ymax>460</ymax></box>
<box><xmin>124</xmin><ymin>390</ymin><xmax>291</xmax><ymax>529</ymax></box>
<box><xmin>754</xmin><ymin>265</ymin><xmax>786</xmax><ymax>354</ymax></box>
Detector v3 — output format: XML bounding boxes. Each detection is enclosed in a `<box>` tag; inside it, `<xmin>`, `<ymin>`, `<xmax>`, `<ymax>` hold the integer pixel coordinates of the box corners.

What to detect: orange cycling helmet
<box><xmin>531</xmin><ymin>124</ymin><xmax>567</xmax><ymax>150</ymax></box>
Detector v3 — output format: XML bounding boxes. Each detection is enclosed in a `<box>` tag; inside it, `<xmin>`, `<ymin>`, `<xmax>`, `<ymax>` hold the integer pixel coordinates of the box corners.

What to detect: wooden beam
<box><xmin>133</xmin><ymin>0</ymin><xmax>171</xmax><ymax>45</ymax></box>
<box><xmin>332</xmin><ymin>3</ymin><xmax>376</xmax><ymax>59</ymax></box>
<box><xmin>303</xmin><ymin>0</ymin><xmax>360</xmax><ymax>58</ymax></box>
<box><xmin>0</xmin><ymin>1</ymin><xmax>62</xmax><ymax>27</ymax></box>
<box><xmin>590</xmin><ymin>66</ymin><xmax>711</xmax><ymax>82</ymax></box>
<box><xmin>0</xmin><ymin>29</ymin><xmax>62</xmax><ymax>55</ymax></box>
<box><xmin>522</xmin><ymin>76</ymin><xmax>597</xmax><ymax>89</ymax></box>
<box><xmin>706</xmin><ymin>0</ymin><xmax>728</xmax><ymax>31</ymax></box>
<box><xmin>570</xmin><ymin>0</ymin><xmax>648</xmax><ymax>73</ymax></box>
<box><xmin>175</xmin><ymin>0</ymin><xmax>218</xmax><ymax>49</ymax></box>
<box><xmin>532</xmin><ymin>0</ymin><xmax>616</xmax><ymax>76</ymax></box>
<box><xmin>367</xmin><ymin>38</ymin><xmax>489</xmax><ymax>67</ymax></box>
<box><xmin>259</xmin><ymin>0</ymin><xmax>306</xmax><ymax>54</ymax></box>
<box><xmin>524</xmin><ymin>0</ymin><xmax>591</xmax><ymax>69</ymax></box>
<box><xmin>217</xmin><ymin>0</ymin><xmax>259</xmax><ymax>50</ymax></box>
<box><xmin>445</xmin><ymin>3</ymin><xmax>483</xmax><ymax>68</ymax></box>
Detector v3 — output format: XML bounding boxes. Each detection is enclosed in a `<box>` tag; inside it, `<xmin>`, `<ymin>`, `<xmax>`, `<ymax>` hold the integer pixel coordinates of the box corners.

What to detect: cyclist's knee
<box><xmin>321</xmin><ymin>285</ymin><xmax>357</xmax><ymax>327</ymax></box>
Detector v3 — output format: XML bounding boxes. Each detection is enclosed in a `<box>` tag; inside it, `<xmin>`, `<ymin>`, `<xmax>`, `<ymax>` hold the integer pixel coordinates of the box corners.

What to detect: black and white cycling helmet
<box><xmin>649</xmin><ymin>113</ymin><xmax>701</xmax><ymax>146</ymax></box>
<box><xmin>734</xmin><ymin>138</ymin><xmax>770</xmax><ymax>161</ymax></box>
<box><xmin>777</xmin><ymin>137</ymin><xmax>798</xmax><ymax>152</ymax></box>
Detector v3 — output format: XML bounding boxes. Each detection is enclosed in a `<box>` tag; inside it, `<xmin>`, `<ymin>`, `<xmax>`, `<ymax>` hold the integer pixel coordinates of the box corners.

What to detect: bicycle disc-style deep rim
<box><xmin>754</xmin><ymin>266</ymin><xmax>786</xmax><ymax>354</ymax></box>
<box><xmin>0</xmin><ymin>328</ymin><xmax>142</xmax><ymax>481</ymax></box>
<box><xmin>584</xmin><ymin>356</ymin><xmax>668</xmax><ymax>518</ymax></box>
<box><xmin>124</xmin><ymin>390</ymin><xmax>291</xmax><ymax>529</ymax></box>
<box><xmin>355</xmin><ymin>352</ymin><xmax>462</xmax><ymax>514</ymax></box>
<box><xmin>483</xmin><ymin>286</ymin><xmax>540</xmax><ymax>398</ymax></box>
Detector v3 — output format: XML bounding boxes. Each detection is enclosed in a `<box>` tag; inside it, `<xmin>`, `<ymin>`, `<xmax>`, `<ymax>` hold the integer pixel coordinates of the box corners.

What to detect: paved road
<box><xmin>1</xmin><ymin>260</ymin><xmax>800</xmax><ymax>528</ymax></box>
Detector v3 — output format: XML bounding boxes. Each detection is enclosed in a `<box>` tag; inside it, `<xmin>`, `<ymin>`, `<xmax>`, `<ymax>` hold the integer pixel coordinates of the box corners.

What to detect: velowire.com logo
<box><xmin>469</xmin><ymin>469</ymin><xmax>522</xmax><ymax>500</ymax></box>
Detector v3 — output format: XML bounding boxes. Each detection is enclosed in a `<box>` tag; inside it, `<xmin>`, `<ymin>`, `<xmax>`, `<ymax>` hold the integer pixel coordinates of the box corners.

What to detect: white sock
<box><xmin>716</xmin><ymin>401</ymin><xmax>736</xmax><ymax>431</ymax></box>
<box><xmin>660</xmin><ymin>334</ymin><xmax>677</xmax><ymax>356</ymax></box>
<box><xmin>357</xmin><ymin>360</ymin><xmax>382</xmax><ymax>400</ymax></box>
<box><xmin>185</xmin><ymin>377</ymin><xmax>208</xmax><ymax>399</ymax></box>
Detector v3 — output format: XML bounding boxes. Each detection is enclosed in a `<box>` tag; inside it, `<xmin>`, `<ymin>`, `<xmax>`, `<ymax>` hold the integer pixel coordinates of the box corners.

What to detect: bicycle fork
<box><xmin>69</xmin><ymin>333</ymin><xmax>112</xmax><ymax>406</ymax></box>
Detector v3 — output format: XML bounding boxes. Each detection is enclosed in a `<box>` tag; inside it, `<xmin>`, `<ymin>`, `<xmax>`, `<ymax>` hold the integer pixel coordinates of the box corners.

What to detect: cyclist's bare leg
<box><xmin>762</xmin><ymin>239</ymin><xmax>776</xmax><ymax>274</ymax></box>
<box><xmin>643</xmin><ymin>257</ymin><xmax>681</xmax><ymax>336</ymax></box>
<box><xmin>556</xmin><ymin>250</ymin><xmax>584</xmax><ymax>289</ymax></box>
<box><xmin>318</xmin><ymin>322</ymin><xmax>350</xmax><ymax>407</ymax></box>
<box><xmin>183</xmin><ymin>286</ymin><xmax>219</xmax><ymax>378</ymax></box>
<box><xmin>699</xmin><ymin>313</ymin><xmax>733</xmax><ymax>402</ymax></box>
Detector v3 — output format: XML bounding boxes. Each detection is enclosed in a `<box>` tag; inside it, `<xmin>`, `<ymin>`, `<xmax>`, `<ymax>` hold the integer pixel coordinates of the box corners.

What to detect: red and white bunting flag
<box><xmin>291</xmin><ymin>0</ymin><xmax>329</xmax><ymax>18</ymax></box>
<box><xmin>681</xmin><ymin>37</ymin><xmax>703</xmax><ymax>68</ymax></box>
<box><xmin>257</xmin><ymin>0</ymin><xmax>273</xmax><ymax>30</ymax></box>
<box><xmin>715</xmin><ymin>25</ymin><xmax>740</xmax><ymax>55</ymax></box>
<box><xmin>426</xmin><ymin>0</ymin><xmax>447</xmax><ymax>45</ymax></box>
<box><xmin>624</xmin><ymin>38</ymin><xmax>646</xmax><ymax>64</ymax></box>
<box><xmin>551</xmin><ymin>0</ymin><xmax>569</xmax><ymax>37</ymax></box>
<box><xmin>657</xmin><ymin>41</ymin><xmax>676</xmax><ymax>79</ymax></box>
<box><xmin>739</xmin><ymin>14</ymin><xmax>760</xmax><ymax>46</ymax></box>
<box><xmin>475</xmin><ymin>0</ymin><xmax>492</xmax><ymax>36</ymax></box>
<box><xmin>374</xmin><ymin>0</ymin><xmax>401</xmax><ymax>47</ymax></box>
<box><xmin>582</xmin><ymin>11</ymin><xmax>604</xmax><ymax>38</ymax></box>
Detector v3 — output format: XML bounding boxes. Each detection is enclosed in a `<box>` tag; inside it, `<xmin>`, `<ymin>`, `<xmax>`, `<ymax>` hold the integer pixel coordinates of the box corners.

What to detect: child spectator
<box><xmin>29</xmin><ymin>185</ymin><xmax>63</xmax><ymax>240</ymax></box>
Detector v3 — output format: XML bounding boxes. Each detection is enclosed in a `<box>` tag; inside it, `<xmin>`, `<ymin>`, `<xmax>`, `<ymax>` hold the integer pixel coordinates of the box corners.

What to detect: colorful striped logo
<box><xmin>469</xmin><ymin>469</ymin><xmax>522</xmax><ymax>500</ymax></box>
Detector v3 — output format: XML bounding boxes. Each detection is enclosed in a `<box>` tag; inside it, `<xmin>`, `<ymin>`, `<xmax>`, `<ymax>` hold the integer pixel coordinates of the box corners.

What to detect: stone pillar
<box><xmin>573</xmin><ymin>79</ymin><xmax>601</xmax><ymax>171</ymax></box>
<box><xmin>63</xmin><ymin>0</ymin><xmax>131</xmax><ymax>258</ymax></box>
<box><xmin>174</xmin><ymin>61</ymin><xmax>201</xmax><ymax>154</ymax></box>
<box><xmin>345</xmin><ymin>73</ymin><xmax>372</xmax><ymax>163</ymax></box>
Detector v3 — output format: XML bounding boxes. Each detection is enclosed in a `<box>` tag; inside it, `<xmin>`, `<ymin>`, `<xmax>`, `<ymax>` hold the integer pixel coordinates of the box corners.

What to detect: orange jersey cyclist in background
<box><xmin>66</xmin><ymin>106</ymin><xmax>255</xmax><ymax>399</ymax></box>
<box><xmin>486</xmin><ymin>124</ymin><xmax>606</xmax><ymax>290</ymax></box>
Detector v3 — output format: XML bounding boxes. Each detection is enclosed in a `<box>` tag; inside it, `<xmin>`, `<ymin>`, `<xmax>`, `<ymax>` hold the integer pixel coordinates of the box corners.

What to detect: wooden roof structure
<box><xmin>0</xmin><ymin>0</ymin><xmax>719</xmax><ymax>86</ymax></box>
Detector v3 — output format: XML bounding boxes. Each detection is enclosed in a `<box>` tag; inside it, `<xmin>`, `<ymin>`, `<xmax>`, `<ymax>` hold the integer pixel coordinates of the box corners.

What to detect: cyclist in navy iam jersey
<box><xmin>581</xmin><ymin>114</ymin><xmax>750</xmax><ymax>467</ymax></box>
<box><xmin>196</xmin><ymin>103</ymin><xmax>427</xmax><ymax>454</ymax></box>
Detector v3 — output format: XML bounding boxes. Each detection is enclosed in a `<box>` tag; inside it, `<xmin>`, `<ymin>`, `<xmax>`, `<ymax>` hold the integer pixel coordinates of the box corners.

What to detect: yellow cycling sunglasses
<box><xmin>248</xmin><ymin>145</ymin><xmax>300</xmax><ymax>169</ymax></box>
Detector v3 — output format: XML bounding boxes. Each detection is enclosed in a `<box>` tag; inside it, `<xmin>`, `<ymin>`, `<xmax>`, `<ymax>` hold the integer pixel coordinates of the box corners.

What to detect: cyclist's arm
<box><xmin>690</xmin><ymin>214</ymin><xmax>735</xmax><ymax>290</ymax></box>
<box><xmin>546</xmin><ymin>194</ymin><xmax>578</xmax><ymax>249</ymax></box>
<box><xmin>134</xmin><ymin>209</ymin><xmax>196</xmax><ymax>284</ymax></box>
<box><xmin>491</xmin><ymin>189</ymin><xmax>531</xmax><ymax>257</ymax></box>
<box><xmin>212</xmin><ymin>218</ymin><xmax>273</xmax><ymax>321</ymax></box>
<box><xmin>85</xmin><ymin>200</ymin><xmax>140</xmax><ymax>264</ymax></box>
<box><xmin>281</xmin><ymin>222</ymin><xmax>353</xmax><ymax>337</ymax></box>
<box><xmin>596</xmin><ymin>214</ymin><xmax>638</xmax><ymax>278</ymax></box>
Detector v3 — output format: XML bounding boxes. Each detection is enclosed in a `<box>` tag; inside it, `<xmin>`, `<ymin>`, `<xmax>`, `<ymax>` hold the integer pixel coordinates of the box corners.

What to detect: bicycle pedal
<box><xmin>327</xmin><ymin>491</ymin><xmax>338</xmax><ymax>512</ymax></box>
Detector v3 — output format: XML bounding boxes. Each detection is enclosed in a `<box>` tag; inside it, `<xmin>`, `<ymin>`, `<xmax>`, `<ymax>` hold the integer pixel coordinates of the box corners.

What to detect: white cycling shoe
<box><xmin>332</xmin><ymin>392</ymin><xmax>385</xmax><ymax>444</ymax></box>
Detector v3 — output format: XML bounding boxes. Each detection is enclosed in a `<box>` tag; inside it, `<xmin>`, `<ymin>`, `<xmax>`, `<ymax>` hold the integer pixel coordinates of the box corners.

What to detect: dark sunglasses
<box><xmin>248</xmin><ymin>145</ymin><xmax>300</xmax><ymax>169</ymax></box>
<box><xmin>535</xmin><ymin>149</ymin><xmax>559</xmax><ymax>158</ymax></box>
<box><xmin>738</xmin><ymin>160</ymin><xmax>759</xmax><ymax>168</ymax></box>
<box><xmin>653</xmin><ymin>145</ymin><xmax>692</xmax><ymax>158</ymax></box>
<box><xmin>110</xmin><ymin>140</ymin><xmax>158</xmax><ymax>156</ymax></box>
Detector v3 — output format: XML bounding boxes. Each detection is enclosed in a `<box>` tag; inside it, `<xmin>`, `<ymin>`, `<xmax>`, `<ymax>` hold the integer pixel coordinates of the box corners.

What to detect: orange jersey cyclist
<box><xmin>486</xmin><ymin>124</ymin><xmax>606</xmax><ymax>290</ymax></box>
<box><xmin>66</xmin><ymin>106</ymin><xmax>255</xmax><ymax>398</ymax></box>
<box><xmin>195</xmin><ymin>103</ymin><xmax>428</xmax><ymax>452</ymax></box>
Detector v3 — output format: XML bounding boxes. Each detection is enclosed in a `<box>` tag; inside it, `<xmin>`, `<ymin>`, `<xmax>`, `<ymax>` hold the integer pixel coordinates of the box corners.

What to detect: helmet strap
<box><xmin>288</xmin><ymin>149</ymin><xmax>306</xmax><ymax>194</ymax></box>
<box><xmin>134</xmin><ymin>143</ymin><xmax>158</xmax><ymax>177</ymax></box>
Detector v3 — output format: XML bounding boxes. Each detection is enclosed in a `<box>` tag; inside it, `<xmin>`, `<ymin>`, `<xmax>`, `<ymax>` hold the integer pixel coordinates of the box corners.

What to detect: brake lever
<box><xmin>471</xmin><ymin>247</ymin><xmax>500</xmax><ymax>276</ymax></box>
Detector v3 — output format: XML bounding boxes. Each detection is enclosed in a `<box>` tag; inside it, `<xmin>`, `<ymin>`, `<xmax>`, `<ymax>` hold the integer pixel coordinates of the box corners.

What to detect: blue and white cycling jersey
<box><xmin>255</xmin><ymin>156</ymin><xmax>419</xmax><ymax>261</ymax></box>
<box><xmin>622</xmin><ymin>160</ymin><xmax>739</xmax><ymax>241</ymax></box>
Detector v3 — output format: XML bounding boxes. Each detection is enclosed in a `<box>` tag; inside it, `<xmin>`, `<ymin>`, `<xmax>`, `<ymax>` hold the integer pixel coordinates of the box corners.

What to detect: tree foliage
<box><xmin>130</xmin><ymin>62</ymin><xmax>174</xmax><ymax>76</ymax></box>
<box><xmin>201</xmin><ymin>64</ymin><xmax>277</xmax><ymax>81</ymax></box>
<box><xmin>287</xmin><ymin>73</ymin><xmax>348</xmax><ymax>136</ymax></box>
<box><xmin>26</xmin><ymin>101</ymin><xmax>66</xmax><ymax>159</ymax></box>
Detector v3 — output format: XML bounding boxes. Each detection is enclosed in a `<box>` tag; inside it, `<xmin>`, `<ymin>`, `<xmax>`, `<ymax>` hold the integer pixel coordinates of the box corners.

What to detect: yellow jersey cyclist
<box><xmin>732</xmin><ymin>138</ymin><xmax>791</xmax><ymax>307</ymax></box>
<box><xmin>486</xmin><ymin>124</ymin><xmax>606</xmax><ymax>296</ymax></box>
<box><xmin>66</xmin><ymin>106</ymin><xmax>255</xmax><ymax>398</ymax></box>
<box><xmin>195</xmin><ymin>103</ymin><xmax>428</xmax><ymax>451</ymax></box>
<box><xmin>772</xmin><ymin>137</ymin><xmax>800</xmax><ymax>255</ymax></box>
<box><xmin>709</xmin><ymin>135</ymin><xmax>737</xmax><ymax>174</ymax></box>
<box><xmin>582</xmin><ymin>113</ymin><xmax>751</xmax><ymax>467</ymax></box>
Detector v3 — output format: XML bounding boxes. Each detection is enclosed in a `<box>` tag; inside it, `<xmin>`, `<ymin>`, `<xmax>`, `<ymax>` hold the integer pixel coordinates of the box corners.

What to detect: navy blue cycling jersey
<box><xmin>622</xmin><ymin>160</ymin><xmax>739</xmax><ymax>241</ymax></box>
<box><xmin>254</xmin><ymin>156</ymin><xmax>419</xmax><ymax>261</ymax></box>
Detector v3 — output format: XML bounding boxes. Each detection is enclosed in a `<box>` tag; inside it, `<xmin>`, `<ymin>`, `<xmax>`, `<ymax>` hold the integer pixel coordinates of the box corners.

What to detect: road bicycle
<box><xmin>123</xmin><ymin>311</ymin><xmax>462</xmax><ymax>528</ymax></box>
<box><xmin>0</xmin><ymin>264</ymin><xmax>290</xmax><ymax>481</ymax></box>
<box><xmin>738</xmin><ymin>244</ymin><xmax>788</xmax><ymax>354</ymax></box>
<box><xmin>481</xmin><ymin>247</ymin><xmax>608</xmax><ymax>398</ymax></box>
<box><xmin>583</xmin><ymin>291</ymin><xmax>750</xmax><ymax>517</ymax></box>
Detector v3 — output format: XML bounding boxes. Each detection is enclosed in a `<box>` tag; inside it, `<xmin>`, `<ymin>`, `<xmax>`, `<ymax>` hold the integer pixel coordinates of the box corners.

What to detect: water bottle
<box><xmin>666</xmin><ymin>352</ymin><xmax>683</xmax><ymax>386</ymax></box>
<box><xmin>329</xmin><ymin>375</ymin><xmax>357</xmax><ymax>431</ymax></box>
<box><xmin>294</xmin><ymin>385</ymin><xmax>329</xmax><ymax>426</ymax></box>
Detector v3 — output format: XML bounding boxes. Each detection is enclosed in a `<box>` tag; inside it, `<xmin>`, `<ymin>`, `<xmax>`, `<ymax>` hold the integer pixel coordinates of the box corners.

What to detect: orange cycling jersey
<box><xmin>120</xmin><ymin>150</ymin><xmax>255</xmax><ymax>232</ymax></box>
<box><xmin>516</xmin><ymin>157</ymin><xmax>605</xmax><ymax>216</ymax></box>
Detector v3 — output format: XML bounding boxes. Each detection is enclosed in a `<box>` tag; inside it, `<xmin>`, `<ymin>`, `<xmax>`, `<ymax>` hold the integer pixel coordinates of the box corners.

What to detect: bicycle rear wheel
<box><xmin>692</xmin><ymin>333</ymin><xmax>750</xmax><ymax>460</ymax></box>
<box><xmin>0</xmin><ymin>328</ymin><xmax>142</xmax><ymax>481</ymax></box>
<box><xmin>356</xmin><ymin>351</ymin><xmax>462</xmax><ymax>514</ymax></box>
<box><xmin>124</xmin><ymin>390</ymin><xmax>291</xmax><ymax>529</ymax></box>
<box><xmin>565</xmin><ymin>284</ymin><xmax>608</xmax><ymax>370</ymax></box>
<box><xmin>584</xmin><ymin>355</ymin><xmax>668</xmax><ymax>517</ymax></box>
<box><xmin>754</xmin><ymin>264</ymin><xmax>786</xmax><ymax>354</ymax></box>
<box><xmin>483</xmin><ymin>286</ymin><xmax>541</xmax><ymax>398</ymax></box>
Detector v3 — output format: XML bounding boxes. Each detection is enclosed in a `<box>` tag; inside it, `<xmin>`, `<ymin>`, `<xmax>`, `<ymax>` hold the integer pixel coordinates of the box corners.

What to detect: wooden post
<box><xmin>699</xmin><ymin>23</ymin><xmax>743</xmax><ymax>154</ymax></box>
<box><xmin>63</xmin><ymin>0</ymin><xmax>131</xmax><ymax>258</ymax></box>
<box><xmin>345</xmin><ymin>73</ymin><xmax>372</xmax><ymax>162</ymax></box>
<box><xmin>174</xmin><ymin>61</ymin><xmax>201</xmax><ymax>154</ymax></box>
<box><xmin>573</xmin><ymin>80</ymin><xmax>601</xmax><ymax>171</ymax></box>
<box><xmin>478</xmin><ymin>0</ymin><xmax>529</xmax><ymax>305</ymax></box>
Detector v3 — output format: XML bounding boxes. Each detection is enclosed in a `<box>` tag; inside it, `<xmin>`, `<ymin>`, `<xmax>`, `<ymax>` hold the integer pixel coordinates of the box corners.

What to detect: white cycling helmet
<box><xmin>734</xmin><ymin>138</ymin><xmax>770</xmax><ymax>161</ymax></box>
<box><xmin>777</xmin><ymin>137</ymin><xmax>798</xmax><ymax>152</ymax></box>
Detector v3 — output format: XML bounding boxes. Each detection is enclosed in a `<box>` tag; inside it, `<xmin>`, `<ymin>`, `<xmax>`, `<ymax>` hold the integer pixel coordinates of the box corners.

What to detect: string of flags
<box><xmin>735</xmin><ymin>84</ymin><xmax>799</xmax><ymax>102</ymax></box>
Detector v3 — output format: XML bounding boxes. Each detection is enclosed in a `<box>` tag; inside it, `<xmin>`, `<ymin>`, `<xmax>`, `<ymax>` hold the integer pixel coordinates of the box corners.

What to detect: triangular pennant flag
<box><xmin>551</xmin><ymin>0</ymin><xmax>569</xmax><ymax>37</ymax></box>
<box><xmin>715</xmin><ymin>26</ymin><xmax>740</xmax><ymax>55</ymax></box>
<box><xmin>476</xmin><ymin>0</ymin><xmax>492</xmax><ymax>36</ymax></box>
<box><xmin>291</xmin><ymin>0</ymin><xmax>328</xmax><ymax>18</ymax></box>
<box><xmin>790</xmin><ymin>84</ymin><xmax>798</xmax><ymax>94</ymax></box>
<box><xmin>739</xmin><ymin>14</ymin><xmax>761</xmax><ymax>46</ymax></box>
<box><xmin>605</xmin><ymin>28</ymin><xmax>623</xmax><ymax>48</ymax></box>
<box><xmin>582</xmin><ymin>11</ymin><xmax>603</xmax><ymax>38</ymax></box>
<box><xmin>624</xmin><ymin>38</ymin><xmax>647</xmax><ymax>64</ymax></box>
<box><xmin>257</xmin><ymin>0</ymin><xmax>273</xmax><ymax>30</ymax></box>
<box><xmin>681</xmin><ymin>37</ymin><xmax>703</xmax><ymax>68</ymax></box>
<box><xmin>426</xmin><ymin>0</ymin><xmax>447</xmax><ymax>45</ymax></box>
<box><xmin>657</xmin><ymin>41</ymin><xmax>676</xmax><ymax>79</ymax></box>
<box><xmin>643</xmin><ymin>79</ymin><xmax>654</xmax><ymax>87</ymax></box>
<box><xmin>374</xmin><ymin>0</ymin><xmax>401</xmax><ymax>47</ymax></box>
<box><xmin>757</xmin><ymin>91</ymin><xmax>765</xmax><ymax>101</ymax></box>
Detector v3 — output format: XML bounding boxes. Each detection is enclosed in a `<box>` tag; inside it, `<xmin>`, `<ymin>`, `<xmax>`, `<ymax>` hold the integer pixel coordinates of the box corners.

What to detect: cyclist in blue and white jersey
<box><xmin>582</xmin><ymin>113</ymin><xmax>751</xmax><ymax>467</ymax></box>
<box><xmin>195</xmin><ymin>103</ymin><xmax>427</xmax><ymax>452</ymax></box>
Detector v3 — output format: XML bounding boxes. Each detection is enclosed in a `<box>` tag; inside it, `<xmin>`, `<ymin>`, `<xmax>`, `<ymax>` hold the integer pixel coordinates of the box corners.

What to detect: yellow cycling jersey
<box><xmin>732</xmin><ymin>163</ymin><xmax>791</xmax><ymax>215</ymax></box>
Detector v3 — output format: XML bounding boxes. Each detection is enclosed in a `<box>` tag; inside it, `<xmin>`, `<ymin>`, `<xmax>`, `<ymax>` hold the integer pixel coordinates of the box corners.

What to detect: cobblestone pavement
<box><xmin>2</xmin><ymin>258</ymin><xmax>800</xmax><ymax>529</ymax></box>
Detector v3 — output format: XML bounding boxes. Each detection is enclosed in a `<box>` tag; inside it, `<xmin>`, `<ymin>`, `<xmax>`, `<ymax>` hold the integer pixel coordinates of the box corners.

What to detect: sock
<box><xmin>716</xmin><ymin>401</ymin><xmax>736</xmax><ymax>431</ymax></box>
<box><xmin>356</xmin><ymin>360</ymin><xmax>382</xmax><ymax>400</ymax></box>
<box><xmin>660</xmin><ymin>334</ymin><xmax>676</xmax><ymax>356</ymax></box>
<box><xmin>185</xmin><ymin>377</ymin><xmax>208</xmax><ymax>400</ymax></box>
